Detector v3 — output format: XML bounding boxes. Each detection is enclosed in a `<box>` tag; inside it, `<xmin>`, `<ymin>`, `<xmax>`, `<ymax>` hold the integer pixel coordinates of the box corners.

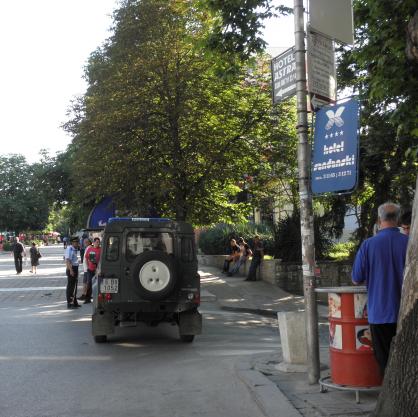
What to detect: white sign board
<box><xmin>309</xmin><ymin>0</ymin><xmax>354</xmax><ymax>45</ymax></box>
<box><xmin>307</xmin><ymin>30</ymin><xmax>336</xmax><ymax>107</ymax></box>
<box><xmin>271</xmin><ymin>47</ymin><xmax>296</xmax><ymax>103</ymax></box>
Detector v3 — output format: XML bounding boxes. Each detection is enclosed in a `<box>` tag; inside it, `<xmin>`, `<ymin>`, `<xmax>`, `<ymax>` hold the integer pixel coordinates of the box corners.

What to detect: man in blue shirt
<box><xmin>352</xmin><ymin>202</ymin><xmax>408</xmax><ymax>375</ymax></box>
<box><xmin>65</xmin><ymin>237</ymin><xmax>81</xmax><ymax>309</ymax></box>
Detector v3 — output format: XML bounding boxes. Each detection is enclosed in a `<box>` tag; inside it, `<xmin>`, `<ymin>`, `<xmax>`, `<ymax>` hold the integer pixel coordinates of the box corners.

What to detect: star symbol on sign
<box><xmin>340</xmin><ymin>130</ymin><xmax>344</xmax><ymax>135</ymax></box>
<box><xmin>334</xmin><ymin>131</ymin><xmax>339</xmax><ymax>137</ymax></box>
<box><xmin>330</xmin><ymin>133</ymin><xmax>334</xmax><ymax>138</ymax></box>
<box><xmin>325</xmin><ymin>134</ymin><xmax>329</xmax><ymax>139</ymax></box>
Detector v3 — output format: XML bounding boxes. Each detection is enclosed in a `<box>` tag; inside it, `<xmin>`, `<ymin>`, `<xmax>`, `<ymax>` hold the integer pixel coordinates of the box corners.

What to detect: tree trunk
<box><xmin>406</xmin><ymin>10</ymin><xmax>418</xmax><ymax>61</ymax></box>
<box><xmin>372</xmin><ymin>175</ymin><xmax>418</xmax><ymax>417</ymax></box>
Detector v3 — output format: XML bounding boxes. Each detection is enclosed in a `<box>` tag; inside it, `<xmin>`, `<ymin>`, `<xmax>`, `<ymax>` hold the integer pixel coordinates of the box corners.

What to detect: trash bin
<box><xmin>316</xmin><ymin>286</ymin><xmax>382</xmax><ymax>387</ymax></box>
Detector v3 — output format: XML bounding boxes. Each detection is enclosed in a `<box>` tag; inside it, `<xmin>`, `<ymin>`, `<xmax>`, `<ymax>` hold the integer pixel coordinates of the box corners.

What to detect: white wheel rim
<box><xmin>139</xmin><ymin>260</ymin><xmax>171</xmax><ymax>292</ymax></box>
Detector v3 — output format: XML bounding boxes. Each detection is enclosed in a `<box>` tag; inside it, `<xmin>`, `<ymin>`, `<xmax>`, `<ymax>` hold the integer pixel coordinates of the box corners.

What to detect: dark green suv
<box><xmin>92</xmin><ymin>217</ymin><xmax>202</xmax><ymax>343</ymax></box>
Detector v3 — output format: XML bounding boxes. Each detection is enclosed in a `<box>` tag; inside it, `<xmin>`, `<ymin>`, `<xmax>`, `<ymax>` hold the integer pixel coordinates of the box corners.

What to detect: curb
<box><xmin>235</xmin><ymin>360</ymin><xmax>302</xmax><ymax>417</ymax></box>
<box><xmin>220</xmin><ymin>305</ymin><xmax>329</xmax><ymax>321</ymax></box>
<box><xmin>221</xmin><ymin>305</ymin><xmax>278</xmax><ymax>318</ymax></box>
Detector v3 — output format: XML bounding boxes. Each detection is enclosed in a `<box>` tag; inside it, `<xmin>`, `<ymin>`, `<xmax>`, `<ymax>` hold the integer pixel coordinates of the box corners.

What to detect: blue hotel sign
<box><xmin>311</xmin><ymin>98</ymin><xmax>360</xmax><ymax>194</ymax></box>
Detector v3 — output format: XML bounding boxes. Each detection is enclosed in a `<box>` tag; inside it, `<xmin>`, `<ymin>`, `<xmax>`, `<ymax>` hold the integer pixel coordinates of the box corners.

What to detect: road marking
<box><xmin>0</xmin><ymin>286</ymin><xmax>66</xmax><ymax>292</ymax></box>
<box><xmin>0</xmin><ymin>355</ymin><xmax>112</xmax><ymax>361</ymax></box>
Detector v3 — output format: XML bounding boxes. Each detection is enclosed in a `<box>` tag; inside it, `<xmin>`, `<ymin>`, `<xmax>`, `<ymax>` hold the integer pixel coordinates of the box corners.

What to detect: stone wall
<box><xmin>275</xmin><ymin>260</ymin><xmax>353</xmax><ymax>301</ymax></box>
<box><xmin>197</xmin><ymin>255</ymin><xmax>353</xmax><ymax>300</ymax></box>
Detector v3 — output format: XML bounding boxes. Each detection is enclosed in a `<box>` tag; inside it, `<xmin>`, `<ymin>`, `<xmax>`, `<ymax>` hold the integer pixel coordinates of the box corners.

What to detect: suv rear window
<box><xmin>126</xmin><ymin>231</ymin><xmax>173</xmax><ymax>261</ymax></box>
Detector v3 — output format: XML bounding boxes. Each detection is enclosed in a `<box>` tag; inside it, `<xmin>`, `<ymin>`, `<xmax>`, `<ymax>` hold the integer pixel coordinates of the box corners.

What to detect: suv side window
<box><xmin>106</xmin><ymin>236</ymin><xmax>120</xmax><ymax>261</ymax></box>
<box><xmin>181</xmin><ymin>237</ymin><xmax>195</xmax><ymax>263</ymax></box>
<box><xmin>126</xmin><ymin>232</ymin><xmax>173</xmax><ymax>261</ymax></box>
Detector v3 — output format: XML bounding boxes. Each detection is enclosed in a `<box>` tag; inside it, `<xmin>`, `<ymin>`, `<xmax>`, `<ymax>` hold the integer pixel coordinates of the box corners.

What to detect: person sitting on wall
<box><xmin>227</xmin><ymin>237</ymin><xmax>252</xmax><ymax>277</ymax></box>
<box><xmin>222</xmin><ymin>238</ymin><xmax>241</xmax><ymax>274</ymax></box>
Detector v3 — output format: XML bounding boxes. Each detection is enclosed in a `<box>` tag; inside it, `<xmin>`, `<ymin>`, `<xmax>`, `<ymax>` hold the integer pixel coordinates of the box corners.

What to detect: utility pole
<box><xmin>293</xmin><ymin>0</ymin><xmax>320</xmax><ymax>384</ymax></box>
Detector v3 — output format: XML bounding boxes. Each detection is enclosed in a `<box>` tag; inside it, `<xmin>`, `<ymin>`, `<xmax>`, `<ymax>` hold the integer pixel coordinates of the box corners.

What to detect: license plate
<box><xmin>100</xmin><ymin>278</ymin><xmax>119</xmax><ymax>293</ymax></box>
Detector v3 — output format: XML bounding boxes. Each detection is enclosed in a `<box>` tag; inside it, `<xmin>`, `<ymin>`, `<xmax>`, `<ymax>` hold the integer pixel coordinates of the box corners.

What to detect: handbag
<box><xmin>37</xmin><ymin>251</ymin><xmax>42</xmax><ymax>259</ymax></box>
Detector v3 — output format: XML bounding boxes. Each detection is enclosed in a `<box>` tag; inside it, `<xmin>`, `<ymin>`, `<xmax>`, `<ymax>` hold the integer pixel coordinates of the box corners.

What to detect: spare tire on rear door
<box><xmin>131</xmin><ymin>250</ymin><xmax>177</xmax><ymax>301</ymax></box>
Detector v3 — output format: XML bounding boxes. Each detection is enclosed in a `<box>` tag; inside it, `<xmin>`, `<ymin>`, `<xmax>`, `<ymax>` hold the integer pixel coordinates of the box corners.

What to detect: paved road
<box><xmin>0</xmin><ymin>245</ymin><xmax>280</xmax><ymax>417</ymax></box>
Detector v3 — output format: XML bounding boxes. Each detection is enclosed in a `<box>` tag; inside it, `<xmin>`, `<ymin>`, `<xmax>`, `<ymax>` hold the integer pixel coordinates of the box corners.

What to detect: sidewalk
<box><xmin>199</xmin><ymin>265</ymin><xmax>328</xmax><ymax>318</ymax></box>
<box><xmin>199</xmin><ymin>265</ymin><xmax>379</xmax><ymax>417</ymax></box>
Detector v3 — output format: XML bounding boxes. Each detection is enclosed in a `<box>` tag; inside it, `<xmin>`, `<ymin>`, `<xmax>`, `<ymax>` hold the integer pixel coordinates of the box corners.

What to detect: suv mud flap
<box><xmin>179</xmin><ymin>311</ymin><xmax>202</xmax><ymax>335</ymax></box>
<box><xmin>92</xmin><ymin>311</ymin><xmax>115</xmax><ymax>336</ymax></box>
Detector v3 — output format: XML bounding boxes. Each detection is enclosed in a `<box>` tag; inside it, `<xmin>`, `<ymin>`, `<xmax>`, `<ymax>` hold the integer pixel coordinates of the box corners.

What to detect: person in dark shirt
<box><xmin>352</xmin><ymin>202</ymin><xmax>408</xmax><ymax>375</ymax></box>
<box><xmin>222</xmin><ymin>238</ymin><xmax>241</xmax><ymax>273</ymax></box>
<box><xmin>12</xmin><ymin>237</ymin><xmax>26</xmax><ymax>274</ymax></box>
<box><xmin>245</xmin><ymin>235</ymin><xmax>264</xmax><ymax>281</ymax></box>
<box><xmin>227</xmin><ymin>237</ymin><xmax>252</xmax><ymax>276</ymax></box>
<box><xmin>400</xmin><ymin>210</ymin><xmax>411</xmax><ymax>236</ymax></box>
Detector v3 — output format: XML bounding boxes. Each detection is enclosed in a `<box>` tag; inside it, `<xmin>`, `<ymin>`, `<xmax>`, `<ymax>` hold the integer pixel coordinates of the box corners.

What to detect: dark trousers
<box><xmin>85</xmin><ymin>269</ymin><xmax>95</xmax><ymax>300</ymax></box>
<box><xmin>66</xmin><ymin>266</ymin><xmax>79</xmax><ymax>305</ymax></box>
<box><xmin>14</xmin><ymin>255</ymin><xmax>23</xmax><ymax>273</ymax></box>
<box><xmin>247</xmin><ymin>257</ymin><xmax>261</xmax><ymax>281</ymax></box>
<box><xmin>370</xmin><ymin>323</ymin><xmax>397</xmax><ymax>376</ymax></box>
<box><xmin>223</xmin><ymin>259</ymin><xmax>232</xmax><ymax>272</ymax></box>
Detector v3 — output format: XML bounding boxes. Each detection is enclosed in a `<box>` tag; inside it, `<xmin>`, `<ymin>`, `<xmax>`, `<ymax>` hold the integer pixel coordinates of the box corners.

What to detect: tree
<box><xmin>65</xmin><ymin>0</ymin><xmax>295</xmax><ymax>225</ymax></box>
<box><xmin>0</xmin><ymin>155</ymin><xmax>50</xmax><ymax>232</ymax></box>
<box><xmin>337</xmin><ymin>0</ymin><xmax>418</xmax><ymax>241</ymax></box>
<box><xmin>204</xmin><ymin>1</ymin><xmax>291</xmax><ymax>62</ymax></box>
<box><xmin>372</xmin><ymin>177</ymin><xmax>418</xmax><ymax>417</ymax></box>
<box><xmin>371</xmin><ymin>6</ymin><xmax>418</xmax><ymax>414</ymax></box>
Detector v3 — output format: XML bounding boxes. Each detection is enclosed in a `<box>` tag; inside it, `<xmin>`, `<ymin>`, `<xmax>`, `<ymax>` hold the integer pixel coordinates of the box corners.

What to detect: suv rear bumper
<box><xmin>95</xmin><ymin>300</ymin><xmax>199</xmax><ymax>314</ymax></box>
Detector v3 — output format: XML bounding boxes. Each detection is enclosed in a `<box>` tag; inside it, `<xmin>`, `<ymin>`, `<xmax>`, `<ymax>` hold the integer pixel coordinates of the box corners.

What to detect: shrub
<box><xmin>327</xmin><ymin>241</ymin><xmax>356</xmax><ymax>261</ymax></box>
<box><xmin>198</xmin><ymin>223</ymin><xmax>274</xmax><ymax>255</ymax></box>
<box><xmin>1</xmin><ymin>241</ymin><xmax>12</xmax><ymax>251</ymax></box>
<box><xmin>273</xmin><ymin>213</ymin><xmax>333</xmax><ymax>261</ymax></box>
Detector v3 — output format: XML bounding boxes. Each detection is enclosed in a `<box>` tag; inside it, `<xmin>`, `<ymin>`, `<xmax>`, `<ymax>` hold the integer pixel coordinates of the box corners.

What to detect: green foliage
<box><xmin>1</xmin><ymin>241</ymin><xmax>12</xmax><ymax>251</ymax></box>
<box><xmin>0</xmin><ymin>155</ymin><xmax>51</xmax><ymax>232</ymax></box>
<box><xmin>65</xmin><ymin>0</ymin><xmax>297</xmax><ymax>225</ymax></box>
<box><xmin>273</xmin><ymin>213</ymin><xmax>333</xmax><ymax>262</ymax></box>
<box><xmin>204</xmin><ymin>1</ymin><xmax>291</xmax><ymax>63</ymax></box>
<box><xmin>327</xmin><ymin>242</ymin><xmax>356</xmax><ymax>261</ymax></box>
<box><xmin>337</xmin><ymin>0</ymin><xmax>418</xmax><ymax>240</ymax></box>
<box><xmin>198</xmin><ymin>222</ymin><xmax>274</xmax><ymax>255</ymax></box>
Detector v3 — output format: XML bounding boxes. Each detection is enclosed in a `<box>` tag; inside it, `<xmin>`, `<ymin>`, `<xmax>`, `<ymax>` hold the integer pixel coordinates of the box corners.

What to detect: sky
<box><xmin>0</xmin><ymin>0</ymin><xmax>294</xmax><ymax>163</ymax></box>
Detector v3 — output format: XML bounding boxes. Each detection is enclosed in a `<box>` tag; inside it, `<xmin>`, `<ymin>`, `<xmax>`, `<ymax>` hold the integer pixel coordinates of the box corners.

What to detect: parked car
<box><xmin>92</xmin><ymin>217</ymin><xmax>202</xmax><ymax>343</ymax></box>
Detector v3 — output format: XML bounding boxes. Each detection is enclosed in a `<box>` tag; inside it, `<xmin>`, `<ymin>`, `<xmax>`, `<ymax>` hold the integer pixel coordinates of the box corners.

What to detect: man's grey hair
<box><xmin>378</xmin><ymin>202</ymin><xmax>401</xmax><ymax>222</ymax></box>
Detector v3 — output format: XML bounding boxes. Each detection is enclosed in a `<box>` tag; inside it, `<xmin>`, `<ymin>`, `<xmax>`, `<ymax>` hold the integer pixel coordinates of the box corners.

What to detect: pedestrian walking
<box><xmin>352</xmin><ymin>202</ymin><xmax>408</xmax><ymax>376</ymax></box>
<box><xmin>245</xmin><ymin>235</ymin><xmax>264</xmax><ymax>281</ymax></box>
<box><xmin>222</xmin><ymin>238</ymin><xmax>241</xmax><ymax>273</ymax></box>
<box><xmin>11</xmin><ymin>237</ymin><xmax>26</xmax><ymax>274</ymax></box>
<box><xmin>227</xmin><ymin>237</ymin><xmax>252</xmax><ymax>277</ymax></box>
<box><xmin>83</xmin><ymin>237</ymin><xmax>101</xmax><ymax>304</ymax></box>
<box><xmin>29</xmin><ymin>242</ymin><xmax>41</xmax><ymax>274</ymax></box>
<box><xmin>63</xmin><ymin>236</ymin><xmax>68</xmax><ymax>249</ymax></box>
<box><xmin>65</xmin><ymin>236</ymin><xmax>81</xmax><ymax>309</ymax></box>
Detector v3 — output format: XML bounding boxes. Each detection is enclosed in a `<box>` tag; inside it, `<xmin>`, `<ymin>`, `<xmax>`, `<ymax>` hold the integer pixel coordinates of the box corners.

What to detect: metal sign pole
<box><xmin>293</xmin><ymin>0</ymin><xmax>320</xmax><ymax>384</ymax></box>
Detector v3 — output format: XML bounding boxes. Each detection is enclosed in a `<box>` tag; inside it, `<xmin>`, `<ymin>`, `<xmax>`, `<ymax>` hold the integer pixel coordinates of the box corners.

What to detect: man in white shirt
<box><xmin>65</xmin><ymin>237</ymin><xmax>81</xmax><ymax>309</ymax></box>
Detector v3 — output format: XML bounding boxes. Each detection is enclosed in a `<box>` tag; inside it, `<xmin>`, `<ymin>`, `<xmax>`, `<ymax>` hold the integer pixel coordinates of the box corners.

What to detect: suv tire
<box><xmin>180</xmin><ymin>335</ymin><xmax>195</xmax><ymax>343</ymax></box>
<box><xmin>131</xmin><ymin>250</ymin><xmax>177</xmax><ymax>301</ymax></box>
<box><xmin>94</xmin><ymin>335</ymin><xmax>107</xmax><ymax>343</ymax></box>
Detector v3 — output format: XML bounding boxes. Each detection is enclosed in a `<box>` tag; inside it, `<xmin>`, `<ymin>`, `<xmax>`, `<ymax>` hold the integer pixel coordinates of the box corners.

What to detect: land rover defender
<box><xmin>91</xmin><ymin>217</ymin><xmax>202</xmax><ymax>343</ymax></box>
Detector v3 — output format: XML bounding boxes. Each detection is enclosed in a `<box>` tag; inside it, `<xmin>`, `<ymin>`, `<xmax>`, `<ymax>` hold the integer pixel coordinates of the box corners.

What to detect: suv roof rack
<box><xmin>108</xmin><ymin>217</ymin><xmax>171</xmax><ymax>223</ymax></box>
